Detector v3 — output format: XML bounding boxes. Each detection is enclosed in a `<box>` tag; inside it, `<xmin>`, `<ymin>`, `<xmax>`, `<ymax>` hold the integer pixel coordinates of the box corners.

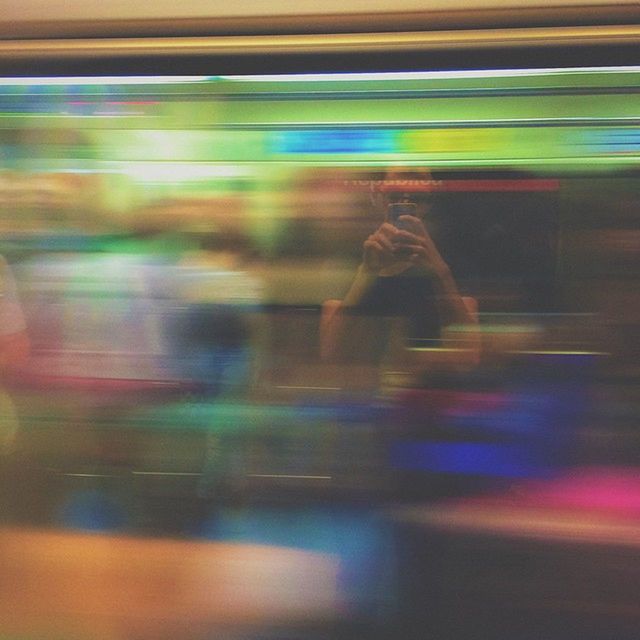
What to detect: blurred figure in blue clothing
<box><xmin>173</xmin><ymin>228</ymin><xmax>263</xmax><ymax>398</ymax></box>
<box><xmin>174</xmin><ymin>228</ymin><xmax>264</xmax><ymax>503</ymax></box>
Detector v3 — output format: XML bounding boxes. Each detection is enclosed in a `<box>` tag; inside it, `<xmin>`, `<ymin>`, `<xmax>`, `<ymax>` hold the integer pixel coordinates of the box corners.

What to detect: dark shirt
<box><xmin>353</xmin><ymin>265</ymin><xmax>442</xmax><ymax>348</ymax></box>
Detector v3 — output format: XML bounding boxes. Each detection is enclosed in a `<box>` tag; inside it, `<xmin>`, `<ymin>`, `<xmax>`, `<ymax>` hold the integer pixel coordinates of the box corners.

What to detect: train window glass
<box><xmin>1</xmin><ymin>53</ymin><xmax>640</xmax><ymax>639</ymax></box>
<box><xmin>0</xmin><ymin>63</ymin><xmax>636</xmax><ymax>515</ymax></box>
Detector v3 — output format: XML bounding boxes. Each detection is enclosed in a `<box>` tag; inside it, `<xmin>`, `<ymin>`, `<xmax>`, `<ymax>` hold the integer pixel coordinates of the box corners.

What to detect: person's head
<box><xmin>375</xmin><ymin>167</ymin><xmax>439</xmax><ymax>224</ymax></box>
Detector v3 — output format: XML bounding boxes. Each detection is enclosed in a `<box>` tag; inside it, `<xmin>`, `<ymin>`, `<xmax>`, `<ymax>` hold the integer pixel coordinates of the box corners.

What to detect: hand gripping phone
<box><xmin>387</xmin><ymin>202</ymin><xmax>417</xmax><ymax>229</ymax></box>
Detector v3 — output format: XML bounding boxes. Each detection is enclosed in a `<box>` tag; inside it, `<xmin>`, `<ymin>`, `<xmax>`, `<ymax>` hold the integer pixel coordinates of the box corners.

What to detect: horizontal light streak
<box><xmin>514</xmin><ymin>350</ymin><xmax>610</xmax><ymax>356</ymax></box>
<box><xmin>211</xmin><ymin>87</ymin><xmax>640</xmax><ymax>102</ymax></box>
<box><xmin>223</xmin><ymin>117</ymin><xmax>640</xmax><ymax>129</ymax></box>
<box><xmin>0</xmin><ymin>26</ymin><xmax>639</xmax><ymax>61</ymax></box>
<box><xmin>132</xmin><ymin>471</ymin><xmax>202</xmax><ymax>476</ymax></box>
<box><xmin>222</xmin><ymin>66</ymin><xmax>640</xmax><ymax>82</ymax></box>
<box><xmin>9</xmin><ymin>162</ymin><xmax>255</xmax><ymax>181</ymax></box>
<box><xmin>101</xmin><ymin>162</ymin><xmax>253</xmax><ymax>181</ymax></box>
<box><xmin>0</xmin><ymin>76</ymin><xmax>211</xmax><ymax>86</ymax></box>
<box><xmin>276</xmin><ymin>385</ymin><xmax>342</xmax><ymax>391</ymax></box>
<box><xmin>0</xmin><ymin>67</ymin><xmax>635</xmax><ymax>94</ymax></box>
<box><xmin>62</xmin><ymin>473</ymin><xmax>116</xmax><ymax>478</ymax></box>
<box><xmin>247</xmin><ymin>474</ymin><xmax>332</xmax><ymax>480</ymax></box>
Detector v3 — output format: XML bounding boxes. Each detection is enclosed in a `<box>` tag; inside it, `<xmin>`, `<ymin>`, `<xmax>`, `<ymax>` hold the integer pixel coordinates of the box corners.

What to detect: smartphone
<box><xmin>387</xmin><ymin>202</ymin><xmax>417</xmax><ymax>229</ymax></box>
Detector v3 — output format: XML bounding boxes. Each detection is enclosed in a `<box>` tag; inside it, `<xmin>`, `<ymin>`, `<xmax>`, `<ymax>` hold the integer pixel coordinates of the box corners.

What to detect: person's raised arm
<box><xmin>321</xmin><ymin>223</ymin><xmax>398</xmax><ymax>363</ymax></box>
<box><xmin>394</xmin><ymin>214</ymin><xmax>480</xmax><ymax>368</ymax></box>
<box><xmin>393</xmin><ymin>215</ymin><xmax>474</xmax><ymax>328</ymax></box>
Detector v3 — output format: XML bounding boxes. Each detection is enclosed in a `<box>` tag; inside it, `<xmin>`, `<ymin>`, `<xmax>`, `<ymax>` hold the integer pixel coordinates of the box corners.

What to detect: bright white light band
<box><xmin>0</xmin><ymin>76</ymin><xmax>211</xmax><ymax>86</ymax></box>
<box><xmin>221</xmin><ymin>66</ymin><xmax>640</xmax><ymax>82</ymax></box>
<box><xmin>0</xmin><ymin>67</ymin><xmax>638</xmax><ymax>86</ymax></box>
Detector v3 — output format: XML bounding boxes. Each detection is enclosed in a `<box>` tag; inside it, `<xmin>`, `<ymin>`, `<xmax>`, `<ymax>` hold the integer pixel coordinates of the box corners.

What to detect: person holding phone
<box><xmin>323</xmin><ymin>168</ymin><xmax>477</xmax><ymax>372</ymax></box>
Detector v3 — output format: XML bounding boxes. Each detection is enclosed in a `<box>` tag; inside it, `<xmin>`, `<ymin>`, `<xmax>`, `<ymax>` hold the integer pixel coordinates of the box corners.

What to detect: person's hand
<box><xmin>362</xmin><ymin>222</ymin><xmax>404</xmax><ymax>274</ymax></box>
<box><xmin>391</xmin><ymin>215</ymin><xmax>448</xmax><ymax>277</ymax></box>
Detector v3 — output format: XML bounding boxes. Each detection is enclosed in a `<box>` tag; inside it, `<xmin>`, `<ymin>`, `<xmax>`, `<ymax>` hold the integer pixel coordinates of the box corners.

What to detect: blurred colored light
<box><xmin>0</xmin><ymin>76</ymin><xmax>212</xmax><ymax>86</ymax></box>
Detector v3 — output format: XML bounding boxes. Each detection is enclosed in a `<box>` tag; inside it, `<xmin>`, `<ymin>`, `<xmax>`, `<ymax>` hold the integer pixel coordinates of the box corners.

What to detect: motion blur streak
<box><xmin>0</xmin><ymin>527</ymin><xmax>339</xmax><ymax>639</ymax></box>
<box><xmin>0</xmin><ymin>62</ymin><xmax>639</xmax><ymax>640</ymax></box>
